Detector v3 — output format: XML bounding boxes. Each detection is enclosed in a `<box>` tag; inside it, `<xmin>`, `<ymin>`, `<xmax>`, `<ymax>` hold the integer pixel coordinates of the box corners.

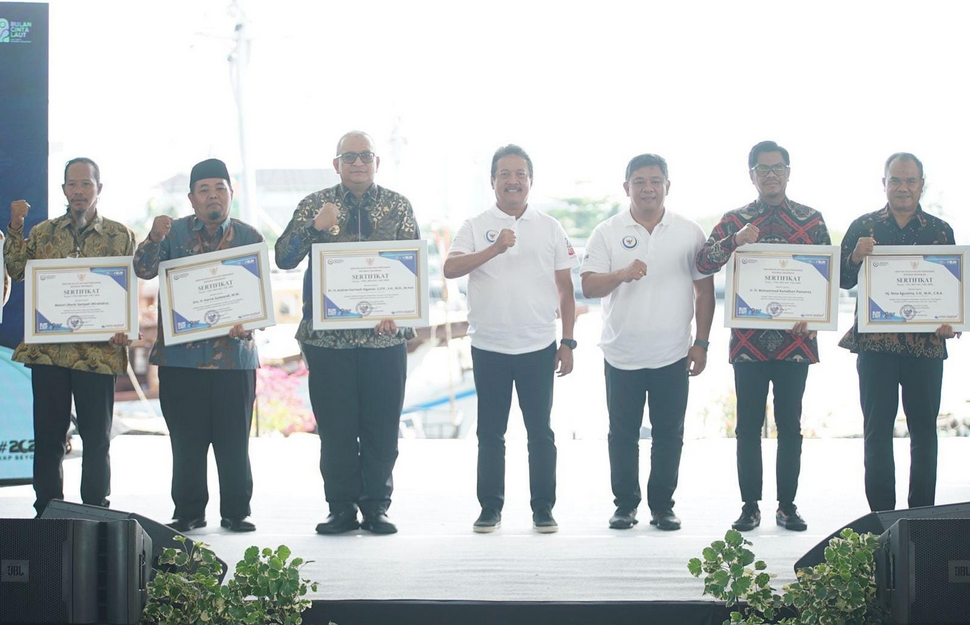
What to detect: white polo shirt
<box><xmin>451</xmin><ymin>205</ymin><xmax>578</xmax><ymax>355</ymax></box>
<box><xmin>580</xmin><ymin>208</ymin><xmax>706</xmax><ymax>370</ymax></box>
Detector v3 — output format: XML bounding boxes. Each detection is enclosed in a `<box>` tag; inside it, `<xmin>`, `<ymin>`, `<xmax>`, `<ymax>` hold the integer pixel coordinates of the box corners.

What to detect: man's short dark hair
<box><xmin>748</xmin><ymin>141</ymin><xmax>790</xmax><ymax>169</ymax></box>
<box><xmin>491</xmin><ymin>144</ymin><xmax>533</xmax><ymax>180</ymax></box>
<box><xmin>884</xmin><ymin>152</ymin><xmax>924</xmax><ymax>179</ymax></box>
<box><xmin>625</xmin><ymin>154</ymin><xmax>669</xmax><ymax>182</ymax></box>
<box><xmin>64</xmin><ymin>157</ymin><xmax>101</xmax><ymax>185</ymax></box>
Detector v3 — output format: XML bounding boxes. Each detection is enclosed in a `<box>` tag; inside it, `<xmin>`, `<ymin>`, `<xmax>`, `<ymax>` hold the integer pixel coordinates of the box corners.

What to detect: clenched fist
<box><xmin>313</xmin><ymin>203</ymin><xmax>339</xmax><ymax>232</ymax></box>
<box><xmin>491</xmin><ymin>228</ymin><xmax>516</xmax><ymax>254</ymax></box>
<box><xmin>10</xmin><ymin>200</ymin><xmax>30</xmax><ymax>229</ymax></box>
<box><xmin>619</xmin><ymin>259</ymin><xmax>647</xmax><ymax>283</ymax></box>
<box><xmin>734</xmin><ymin>223</ymin><xmax>760</xmax><ymax>247</ymax></box>
<box><xmin>851</xmin><ymin>237</ymin><xmax>876</xmax><ymax>264</ymax></box>
<box><xmin>149</xmin><ymin>215</ymin><xmax>173</xmax><ymax>243</ymax></box>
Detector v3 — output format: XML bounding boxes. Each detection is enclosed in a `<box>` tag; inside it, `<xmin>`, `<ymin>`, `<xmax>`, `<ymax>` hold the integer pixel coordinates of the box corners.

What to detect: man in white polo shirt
<box><xmin>581</xmin><ymin>154</ymin><xmax>714</xmax><ymax>531</ymax></box>
<box><xmin>444</xmin><ymin>144</ymin><xmax>578</xmax><ymax>534</ymax></box>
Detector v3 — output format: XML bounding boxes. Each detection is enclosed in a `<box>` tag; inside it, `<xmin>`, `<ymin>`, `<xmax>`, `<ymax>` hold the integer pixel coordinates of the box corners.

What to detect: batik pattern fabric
<box><xmin>4</xmin><ymin>212</ymin><xmax>135</xmax><ymax>375</ymax></box>
<box><xmin>696</xmin><ymin>198</ymin><xmax>831</xmax><ymax>363</ymax></box>
<box><xmin>133</xmin><ymin>216</ymin><xmax>262</xmax><ymax>369</ymax></box>
<box><xmin>275</xmin><ymin>183</ymin><xmax>420</xmax><ymax>349</ymax></box>
<box><xmin>838</xmin><ymin>204</ymin><xmax>954</xmax><ymax>359</ymax></box>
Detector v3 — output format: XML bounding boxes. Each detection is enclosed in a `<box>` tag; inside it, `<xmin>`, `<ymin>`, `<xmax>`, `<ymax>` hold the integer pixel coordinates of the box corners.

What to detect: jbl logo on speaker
<box><xmin>949</xmin><ymin>560</ymin><xmax>970</xmax><ymax>583</ymax></box>
<box><xmin>1</xmin><ymin>559</ymin><xmax>29</xmax><ymax>582</ymax></box>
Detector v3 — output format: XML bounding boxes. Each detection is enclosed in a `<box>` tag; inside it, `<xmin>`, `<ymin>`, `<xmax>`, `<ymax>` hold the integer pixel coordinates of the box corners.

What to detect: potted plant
<box><xmin>140</xmin><ymin>536</ymin><xmax>318</xmax><ymax>625</ymax></box>
<box><xmin>688</xmin><ymin>527</ymin><xmax>887</xmax><ymax>625</ymax></box>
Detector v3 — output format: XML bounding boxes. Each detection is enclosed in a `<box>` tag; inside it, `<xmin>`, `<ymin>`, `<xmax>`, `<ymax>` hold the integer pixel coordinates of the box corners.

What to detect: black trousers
<box><xmin>472</xmin><ymin>343</ymin><xmax>557</xmax><ymax>513</ymax></box>
<box><xmin>30</xmin><ymin>365</ymin><xmax>116</xmax><ymax>515</ymax></box>
<box><xmin>733</xmin><ymin>361</ymin><xmax>809</xmax><ymax>506</ymax></box>
<box><xmin>857</xmin><ymin>351</ymin><xmax>943</xmax><ymax>512</ymax></box>
<box><xmin>605</xmin><ymin>357</ymin><xmax>689</xmax><ymax>513</ymax></box>
<box><xmin>158</xmin><ymin>367</ymin><xmax>255</xmax><ymax>520</ymax></box>
<box><xmin>304</xmin><ymin>344</ymin><xmax>407</xmax><ymax>516</ymax></box>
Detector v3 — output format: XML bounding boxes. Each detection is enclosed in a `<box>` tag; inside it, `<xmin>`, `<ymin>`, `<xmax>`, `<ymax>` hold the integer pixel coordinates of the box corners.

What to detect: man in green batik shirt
<box><xmin>4</xmin><ymin>157</ymin><xmax>135</xmax><ymax>516</ymax></box>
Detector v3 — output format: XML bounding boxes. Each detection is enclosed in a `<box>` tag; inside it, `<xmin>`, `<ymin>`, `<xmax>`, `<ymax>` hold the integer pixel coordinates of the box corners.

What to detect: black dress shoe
<box><xmin>221</xmin><ymin>517</ymin><xmax>256</xmax><ymax>532</ymax></box>
<box><xmin>649</xmin><ymin>509</ymin><xmax>681</xmax><ymax>531</ymax></box>
<box><xmin>776</xmin><ymin>504</ymin><xmax>807</xmax><ymax>531</ymax></box>
<box><xmin>167</xmin><ymin>517</ymin><xmax>207</xmax><ymax>532</ymax></box>
<box><xmin>473</xmin><ymin>508</ymin><xmax>502</xmax><ymax>533</ymax></box>
<box><xmin>609</xmin><ymin>507</ymin><xmax>638</xmax><ymax>529</ymax></box>
<box><xmin>361</xmin><ymin>513</ymin><xmax>398</xmax><ymax>535</ymax></box>
<box><xmin>533</xmin><ymin>509</ymin><xmax>559</xmax><ymax>533</ymax></box>
<box><xmin>732</xmin><ymin>502</ymin><xmax>761</xmax><ymax>532</ymax></box>
<box><xmin>315</xmin><ymin>510</ymin><xmax>359</xmax><ymax>535</ymax></box>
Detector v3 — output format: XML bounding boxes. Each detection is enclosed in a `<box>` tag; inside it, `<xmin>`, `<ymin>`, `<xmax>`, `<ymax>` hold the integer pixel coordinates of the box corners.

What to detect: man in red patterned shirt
<box><xmin>696</xmin><ymin>141</ymin><xmax>830</xmax><ymax>532</ymax></box>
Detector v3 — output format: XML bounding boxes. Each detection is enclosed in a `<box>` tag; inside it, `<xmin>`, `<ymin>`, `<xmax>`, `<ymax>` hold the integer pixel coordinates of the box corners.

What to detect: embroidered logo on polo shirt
<box><xmin>565</xmin><ymin>238</ymin><xmax>575</xmax><ymax>256</ymax></box>
<box><xmin>621</xmin><ymin>235</ymin><xmax>638</xmax><ymax>249</ymax></box>
<box><xmin>485</xmin><ymin>230</ymin><xmax>499</xmax><ymax>243</ymax></box>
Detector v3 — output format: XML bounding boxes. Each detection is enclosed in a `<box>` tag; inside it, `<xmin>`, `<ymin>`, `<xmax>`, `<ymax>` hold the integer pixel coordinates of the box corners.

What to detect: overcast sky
<box><xmin>43</xmin><ymin>0</ymin><xmax>970</xmax><ymax>237</ymax></box>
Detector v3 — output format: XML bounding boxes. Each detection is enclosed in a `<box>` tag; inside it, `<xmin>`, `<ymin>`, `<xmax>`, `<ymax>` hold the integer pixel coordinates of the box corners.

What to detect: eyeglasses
<box><xmin>336</xmin><ymin>151</ymin><xmax>376</xmax><ymax>164</ymax></box>
<box><xmin>750</xmin><ymin>163</ymin><xmax>789</xmax><ymax>177</ymax></box>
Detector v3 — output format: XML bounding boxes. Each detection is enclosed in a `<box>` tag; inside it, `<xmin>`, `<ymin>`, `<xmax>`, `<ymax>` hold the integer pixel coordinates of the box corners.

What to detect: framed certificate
<box><xmin>157</xmin><ymin>243</ymin><xmax>276</xmax><ymax>346</ymax></box>
<box><xmin>857</xmin><ymin>245</ymin><xmax>968</xmax><ymax>333</ymax></box>
<box><xmin>24</xmin><ymin>256</ymin><xmax>138</xmax><ymax>344</ymax></box>
<box><xmin>725</xmin><ymin>244</ymin><xmax>841</xmax><ymax>331</ymax></box>
<box><xmin>311</xmin><ymin>240</ymin><xmax>430</xmax><ymax>331</ymax></box>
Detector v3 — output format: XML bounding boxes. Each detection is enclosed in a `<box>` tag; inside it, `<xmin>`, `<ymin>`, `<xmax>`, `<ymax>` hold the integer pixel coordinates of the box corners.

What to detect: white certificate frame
<box><xmin>24</xmin><ymin>256</ymin><xmax>138</xmax><ymax>344</ymax></box>
<box><xmin>724</xmin><ymin>243</ymin><xmax>841</xmax><ymax>331</ymax></box>
<box><xmin>311</xmin><ymin>239</ymin><xmax>430</xmax><ymax>331</ymax></box>
<box><xmin>857</xmin><ymin>245</ymin><xmax>968</xmax><ymax>333</ymax></box>
<box><xmin>157</xmin><ymin>242</ymin><xmax>276</xmax><ymax>346</ymax></box>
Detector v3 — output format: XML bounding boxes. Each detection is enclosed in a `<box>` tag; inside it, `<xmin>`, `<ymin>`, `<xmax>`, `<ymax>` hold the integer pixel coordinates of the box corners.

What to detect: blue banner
<box><xmin>0</xmin><ymin>3</ymin><xmax>47</xmax><ymax>484</ymax></box>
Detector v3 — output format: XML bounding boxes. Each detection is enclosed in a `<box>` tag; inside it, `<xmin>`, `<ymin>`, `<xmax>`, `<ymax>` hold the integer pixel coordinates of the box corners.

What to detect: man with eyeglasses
<box><xmin>276</xmin><ymin>131</ymin><xmax>419</xmax><ymax>536</ymax></box>
<box><xmin>443</xmin><ymin>144</ymin><xmax>578</xmax><ymax>534</ymax></box>
<box><xmin>581</xmin><ymin>154</ymin><xmax>715</xmax><ymax>532</ymax></box>
<box><xmin>696</xmin><ymin>140</ymin><xmax>830</xmax><ymax>533</ymax></box>
<box><xmin>4</xmin><ymin>157</ymin><xmax>135</xmax><ymax>516</ymax></box>
<box><xmin>838</xmin><ymin>153</ymin><xmax>957</xmax><ymax>512</ymax></box>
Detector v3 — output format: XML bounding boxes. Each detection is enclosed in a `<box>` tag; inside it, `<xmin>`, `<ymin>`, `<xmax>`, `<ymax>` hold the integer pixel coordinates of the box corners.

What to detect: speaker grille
<box><xmin>0</xmin><ymin>519</ymin><xmax>70</xmax><ymax>622</ymax></box>
<box><xmin>909</xmin><ymin>518</ymin><xmax>970</xmax><ymax>623</ymax></box>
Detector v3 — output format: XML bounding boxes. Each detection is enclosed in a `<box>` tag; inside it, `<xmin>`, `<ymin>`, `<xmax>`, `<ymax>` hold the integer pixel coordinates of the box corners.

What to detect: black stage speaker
<box><xmin>794</xmin><ymin>501</ymin><xmax>970</xmax><ymax>571</ymax></box>
<box><xmin>0</xmin><ymin>518</ymin><xmax>150</xmax><ymax>624</ymax></box>
<box><xmin>41</xmin><ymin>499</ymin><xmax>228</xmax><ymax>583</ymax></box>
<box><xmin>875</xmin><ymin>518</ymin><xmax>970</xmax><ymax>624</ymax></box>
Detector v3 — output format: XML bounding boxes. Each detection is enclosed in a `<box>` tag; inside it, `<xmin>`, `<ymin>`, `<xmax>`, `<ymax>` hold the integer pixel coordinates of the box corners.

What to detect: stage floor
<box><xmin>1</xmin><ymin>436</ymin><xmax>968</xmax><ymax>602</ymax></box>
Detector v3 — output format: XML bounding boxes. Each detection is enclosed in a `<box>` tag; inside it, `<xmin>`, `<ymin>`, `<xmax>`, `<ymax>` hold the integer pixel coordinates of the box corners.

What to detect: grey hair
<box><xmin>336</xmin><ymin>131</ymin><xmax>376</xmax><ymax>155</ymax></box>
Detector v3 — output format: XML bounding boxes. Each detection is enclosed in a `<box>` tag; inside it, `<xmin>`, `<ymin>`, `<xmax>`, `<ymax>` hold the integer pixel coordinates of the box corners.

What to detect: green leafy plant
<box><xmin>688</xmin><ymin>528</ymin><xmax>778</xmax><ymax>624</ymax></box>
<box><xmin>780</xmin><ymin>529</ymin><xmax>885</xmax><ymax>625</ymax></box>
<box><xmin>688</xmin><ymin>527</ymin><xmax>885</xmax><ymax>625</ymax></box>
<box><xmin>140</xmin><ymin>536</ymin><xmax>318</xmax><ymax>625</ymax></box>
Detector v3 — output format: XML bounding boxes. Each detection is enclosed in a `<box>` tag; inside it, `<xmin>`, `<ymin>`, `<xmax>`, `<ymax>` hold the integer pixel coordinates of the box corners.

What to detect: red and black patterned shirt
<box><xmin>838</xmin><ymin>204</ymin><xmax>955</xmax><ymax>359</ymax></box>
<box><xmin>696</xmin><ymin>198</ymin><xmax>831</xmax><ymax>364</ymax></box>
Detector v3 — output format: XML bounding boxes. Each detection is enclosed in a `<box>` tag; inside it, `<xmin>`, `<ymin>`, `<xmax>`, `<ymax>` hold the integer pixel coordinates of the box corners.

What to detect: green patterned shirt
<box><xmin>275</xmin><ymin>183</ymin><xmax>420</xmax><ymax>349</ymax></box>
<box><xmin>4</xmin><ymin>212</ymin><xmax>136</xmax><ymax>375</ymax></box>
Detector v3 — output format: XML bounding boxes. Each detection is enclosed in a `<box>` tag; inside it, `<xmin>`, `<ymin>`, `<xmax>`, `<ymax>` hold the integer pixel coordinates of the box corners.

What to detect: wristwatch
<box><xmin>328</xmin><ymin>224</ymin><xmax>340</xmax><ymax>236</ymax></box>
<box><xmin>693</xmin><ymin>339</ymin><xmax>710</xmax><ymax>351</ymax></box>
<box><xmin>560</xmin><ymin>338</ymin><xmax>577</xmax><ymax>350</ymax></box>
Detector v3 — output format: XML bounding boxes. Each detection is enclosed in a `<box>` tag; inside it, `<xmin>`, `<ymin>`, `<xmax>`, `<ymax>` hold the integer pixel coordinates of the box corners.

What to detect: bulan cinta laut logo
<box><xmin>0</xmin><ymin>18</ymin><xmax>33</xmax><ymax>43</ymax></box>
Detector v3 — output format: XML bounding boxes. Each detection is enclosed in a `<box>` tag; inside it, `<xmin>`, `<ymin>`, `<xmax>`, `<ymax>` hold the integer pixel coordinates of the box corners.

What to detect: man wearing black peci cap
<box><xmin>134</xmin><ymin>158</ymin><xmax>263</xmax><ymax>533</ymax></box>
